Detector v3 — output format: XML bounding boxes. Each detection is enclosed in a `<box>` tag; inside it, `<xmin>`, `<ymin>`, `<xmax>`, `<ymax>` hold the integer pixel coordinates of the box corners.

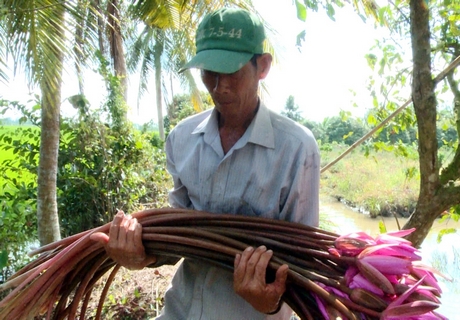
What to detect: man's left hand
<box><xmin>233</xmin><ymin>246</ymin><xmax>288</xmax><ymax>314</ymax></box>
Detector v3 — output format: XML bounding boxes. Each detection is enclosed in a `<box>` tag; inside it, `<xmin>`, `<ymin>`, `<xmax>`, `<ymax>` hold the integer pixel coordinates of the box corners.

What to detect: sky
<box><xmin>0</xmin><ymin>1</ymin><xmax>390</xmax><ymax>124</ymax></box>
<box><xmin>253</xmin><ymin>0</ymin><xmax>388</xmax><ymax>122</ymax></box>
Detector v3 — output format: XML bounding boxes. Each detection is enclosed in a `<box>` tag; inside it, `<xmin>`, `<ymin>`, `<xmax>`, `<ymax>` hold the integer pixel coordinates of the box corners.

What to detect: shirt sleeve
<box><xmin>165</xmin><ymin>130</ymin><xmax>193</xmax><ymax>209</ymax></box>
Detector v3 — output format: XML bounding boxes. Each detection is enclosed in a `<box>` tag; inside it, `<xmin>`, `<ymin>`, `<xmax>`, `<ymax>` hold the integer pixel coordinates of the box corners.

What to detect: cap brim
<box><xmin>180</xmin><ymin>50</ymin><xmax>253</xmax><ymax>74</ymax></box>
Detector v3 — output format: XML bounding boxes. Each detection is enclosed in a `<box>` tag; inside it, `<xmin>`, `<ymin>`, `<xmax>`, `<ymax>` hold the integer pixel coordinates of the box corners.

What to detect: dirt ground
<box><xmin>83</xmin><ymin>263</ymin><xmax>179</xmax><ymax>319</ymax></box>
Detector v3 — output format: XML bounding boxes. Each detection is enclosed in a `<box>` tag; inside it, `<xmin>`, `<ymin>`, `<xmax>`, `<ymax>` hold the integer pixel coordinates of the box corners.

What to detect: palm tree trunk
<box><xmin>37</xmin><ymin>88</ymin><xmax>62</xmax><ymax>245</ymax></box>
<box><xmin>154</xmin><ymin>31</ymin><xmax>165</xmax><ymax>140</ymax></box>
<box><xmin>108</xmin><ymin>0</ymin><xmax>128</xmax><ymax>104</ymax></box>
<box><xmin>74</xmin><ymin>6</ymin><xmax>85</xmax><ymax>95</ymax></box>
<box><xmin>92</xmin><ymin>0</ymin><xmax>106</xmax><ymax>54</ymax></box>
<box><xmin>37</xmin><ymin>4</ymin><xmax>66</xmax><ymax>245</ymax></box>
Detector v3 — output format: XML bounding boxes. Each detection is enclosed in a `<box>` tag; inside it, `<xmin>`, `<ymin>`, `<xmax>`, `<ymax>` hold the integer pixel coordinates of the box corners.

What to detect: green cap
<box><xmin>181</xmin><ymin>8</ymin><xmax>265</xmax><ymax>74</ymax></box>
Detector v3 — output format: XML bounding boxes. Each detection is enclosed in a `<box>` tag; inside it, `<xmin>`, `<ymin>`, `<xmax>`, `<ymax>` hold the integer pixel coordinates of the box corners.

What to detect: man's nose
<box><xmin>213</xmin><ymin>74</ymin><xmax>231</xmax><ymax>93</ymax></box>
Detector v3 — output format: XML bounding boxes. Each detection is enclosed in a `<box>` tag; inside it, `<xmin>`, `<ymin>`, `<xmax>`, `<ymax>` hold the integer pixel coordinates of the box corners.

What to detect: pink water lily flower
<box><xmin>396</xmin><ymin>282</ymin><xmax>441</xmax><ymax>301</ymax></box>
<box><xmin>329</xmin><ymin>228</ymin><xmax>446</xmax><ymax>319</ymax></box>
<box><xmin>348</xmin><ymin>272</ymin><xmax>384</xmax><ymax>296</ymax></box>
<box><xmin>312</xmin><ymin>283</ymin><xmax>350</xmax><ymax>320</ymax></box>
<box><xmin>380</xmin><ymin>301</ymin><xmax>444</xmax><ymax>320</ymax></box>
<box><xmin>334</xmin><ymin>231</ymin><xmax>376</xmax><ymax>256</ymax></box>
<box><xmin>356</xmin><ymin>259</ymin><xmax>395</xmax><ymax>295</ymax></box>
<box><xmin>380</xmin><ymin>277</ymin><xmax>447</xmax><ymax>319</ymax></box>
<box><xmin>375</xmin><ymin>228</ymin><xmax>416</xmax><ymax>245</ymax></box>
<box><xmin>360</xmin><ymin>255</ymin><xmax>412</xmax><ymax>274</ymax></box>
<box><xmin>358</xmin><ymin>243</ymin><xmax>421</xmax><ymax>261</ymax></box>
<box><xmin>410</xmin><ymin>264</ymin><xmax>443</xmax><ymax>293</ymax></box>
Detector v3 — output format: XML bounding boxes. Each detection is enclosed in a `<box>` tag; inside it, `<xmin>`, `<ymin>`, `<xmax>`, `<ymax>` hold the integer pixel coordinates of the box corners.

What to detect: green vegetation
<box><xmin>57</xmin><ymin>62</ymin><xmax>171</xmax><ymax>237</ymax></box>
<box><xmin>0</xmin><ymin>124</ymin><xmax>40</xmax><ymax>281</ymax></box>
<box><xmin>0</xmin><ymin>125</ymin><xmax>38</xmax><ymax>195</ymax></box>
<box><xmin>320</xmin><ymin>143</ymin><xmax>420</xmax><ymax>218</ymax></box>
<box><xmin>0</xmin><ymin>81</ymin><xmax>171</xmax><ymax>280</ymax></box>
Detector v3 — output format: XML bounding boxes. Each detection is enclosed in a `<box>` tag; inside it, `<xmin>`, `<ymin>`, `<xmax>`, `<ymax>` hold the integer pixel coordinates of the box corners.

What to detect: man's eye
<box><xmin>228</xmin><ymin>72</ymin><xmax>239</xmax><ymax>79</ymax></box>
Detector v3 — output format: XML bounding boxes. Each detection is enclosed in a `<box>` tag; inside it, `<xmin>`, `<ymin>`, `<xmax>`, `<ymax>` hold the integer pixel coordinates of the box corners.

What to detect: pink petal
<box><xmin>388</xmin><ymin>277</ymin><xmax>425</xmax><ymax>307</ymax></box>
<box><xmin>384</xmin><ymin>228</ymin><xmax>416</xmax><ymax>239</ymax></box>
<box><xmin>349</xmin><ymin>273</ymin><xmax>384</xmax><ymax>296</ymax></box>
<box><xmin>334</xmin><ymin>236</ymin><xmax>374</xmax><ymax>256</ymax></box>
<box><xmin>410</xmin><ymin>265</ymin><xmax>442</xmax><ymax>293</ymax></box>
<box><xmin>361</xmin><ymin>255</ymin><xmax>411</xmax><ymax>274</ymax></box>
<box><xmin>312</xmin><ymin>293</ymin><xmax>329</xmax><ymax>319</ymax></box>
<box><xmin>381</xmin><ymin>300</ymin><xmax>439</xmax><ymax>319</ymax></box>
<box><xmin>376</xmin><ymin>234</ymin><xmax>413</xmax><ymax>246</ymax></box>
<box><xmin>344</xmin><ymin>266</ymin><xmax>359</xmax><ymax>285</ymax></box>
<box><xmin>356</xmin><ymin>259</ymin><xmax>395</xmax><ymax>295</ymax></box>
<box><xmin>358</xmin><ymin>243</ymin><xmax>421</xmax><ymax>261</ymax></box>
<box><xmin>412</xmin><ymin>261</ymin><xmax>452</xmax><ymax>281</ymax></box>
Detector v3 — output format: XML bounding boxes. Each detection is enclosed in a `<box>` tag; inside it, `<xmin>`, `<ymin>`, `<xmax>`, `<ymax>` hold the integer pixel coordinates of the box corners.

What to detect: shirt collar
<box><xmin>246</xmin><ymin>101</ymin><xmax>275</xmax><ymax>149</ymax></box>
<box><xmin>192</xmin><ymin>101</ymin><xmax>275</xmax><ymax>149</ymax></box>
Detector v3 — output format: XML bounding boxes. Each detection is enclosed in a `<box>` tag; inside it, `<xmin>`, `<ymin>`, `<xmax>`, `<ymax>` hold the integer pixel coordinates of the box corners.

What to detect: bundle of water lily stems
<box><xmin>0</xmin><ymin>208</ymin><xmax>447</xmax><ymax>319</ymax></box>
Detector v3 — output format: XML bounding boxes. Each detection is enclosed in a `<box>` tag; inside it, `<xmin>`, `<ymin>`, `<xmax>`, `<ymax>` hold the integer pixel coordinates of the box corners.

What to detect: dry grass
<box><xmin>74</xmin><ymin>263</ymin><xmax>179</xmax><ymax>320</ymax></box>
<box><xmin>320</xmin><ymin>144</ymin><xmax>420</xmax><ymax>217</ymax></box>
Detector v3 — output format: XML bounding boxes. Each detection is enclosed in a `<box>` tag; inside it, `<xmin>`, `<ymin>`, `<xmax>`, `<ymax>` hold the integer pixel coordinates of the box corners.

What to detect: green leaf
<box><xmin>343</xmin><ymin>131</ymin><xmax>354</xmax><ymax>140</ymax></box>
<box><xmin>437</xmin><ymin>228</ymin><xmax>457</xmax><ymax>243</ymax></box>
<box><xmin>367</xmin><ymin>113</ymin><xmax>377</xmax><ymax>126</ymax></box>
<box><xmin>295</xmin><ymin>0</ymin><xmax>307</xmax><ymax>21</ymax></box>
<box><xmin>296</xmin><ymin>30</ymin><xmax>306</xmax><ymax>47</ymax></box>
<box><xmin>134</xmin><ymin>287</ymin><xmax>141</xmax><ymax>298</ymax></box>
<box><xmin>326</xmin><ymin>3</ymin><xmax>336</xmax><ymax>20</ymax></box>
<box><xmin>378</xmin><ymin>221</ymin><xmax>387</xmax><ymax>234</ymax></box>
<box><xmin>0</xmin><ymin>250</ymin><xmax>8</xmax><ymax>269</ymax></box>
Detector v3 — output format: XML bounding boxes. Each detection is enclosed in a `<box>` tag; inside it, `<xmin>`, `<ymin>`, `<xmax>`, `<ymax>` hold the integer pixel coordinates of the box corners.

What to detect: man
<box><xmin>93</xmin><ymin>7</ymin><xmax>320</xmax><ymax>319</ymax></box>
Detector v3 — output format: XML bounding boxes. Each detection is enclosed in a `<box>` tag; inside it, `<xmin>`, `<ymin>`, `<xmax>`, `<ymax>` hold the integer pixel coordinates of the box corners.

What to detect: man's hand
<box><xmin>90</xmin><ymin>210</ymin><xmax>156</xmax><ymax>270</ymax></box>
<box><xmin>233</xmin><ymin>245</ymin><xmax>288</xmax><ymax>314</ymax></box>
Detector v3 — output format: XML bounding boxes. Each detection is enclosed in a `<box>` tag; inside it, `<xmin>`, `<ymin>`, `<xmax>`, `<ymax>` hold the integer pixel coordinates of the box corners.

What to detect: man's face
<box><xmin>200</xmin><ymin>55</ymin><xmax>270</xmax><ymax>120</ymax></box>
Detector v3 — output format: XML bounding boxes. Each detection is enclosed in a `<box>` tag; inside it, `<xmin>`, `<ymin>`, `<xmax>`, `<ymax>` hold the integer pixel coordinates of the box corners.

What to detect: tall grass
<box><xmin>320</xmin><ymin>143</ymin><xmax>420</xmax><ymax>218</ymax></box>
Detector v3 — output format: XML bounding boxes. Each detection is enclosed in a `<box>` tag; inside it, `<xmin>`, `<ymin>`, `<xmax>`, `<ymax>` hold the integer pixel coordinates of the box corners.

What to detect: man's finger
<box><xmin>234</xmin><ymin>253</ymin><xmax>242</xmax><ymax>269</ymax></box>
<box><xmin>112</xmin><ymin>210</ymin><xmax>124</xmax><ymax>225</ymax></box>
<box><xmin>271</xmin><ymin>264</ymin><xmax>289</xmax><ymax>295</ymax></box>
<box><xmin>234</xmin><ymin>247</ymin><xmax>254</xmax><ymax>285</ymax></box>
<box><xmin>90</xmin><ymin>232</ymin><xmax>109</xmax><ymax>244</ymax></box>
<box><xmin>118</xmin><ymin>214</ymin><xmax>132</xmax><ymax>244</ymax></box>
<box><xmin>133</xmin><ymin>219</ymin><xmax>143</xmax><ymax>248</ymax></box>
<box><xmin>249</xmin><ymin>246</ymin><xmax>270</xmax><ymax>278</ymax></box>
<box><xmin>241</xmin><ymin>246</ymin><xmax>258</xmax><ymax>277</ymax></box>
<box><xmin>109</xmin><ymin>211</ymin><xmax>124</xmax><ymax>240</ymax></box>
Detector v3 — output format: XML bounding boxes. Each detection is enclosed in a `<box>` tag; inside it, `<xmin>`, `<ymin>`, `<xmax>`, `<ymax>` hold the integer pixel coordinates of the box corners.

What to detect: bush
<box><xmin>57</xmin><ymin>66</ymin><xmax>171</xmax><ymax>236</ymax></box>
<box><xmin>0</xmin><ymin>123</ymin><xmax>39</xmax><ymax>282</ymax></box>
<box><xmin>58</xmin><ymin>116</ymin><xmax>171</xmax><ymax>236</ymax></box>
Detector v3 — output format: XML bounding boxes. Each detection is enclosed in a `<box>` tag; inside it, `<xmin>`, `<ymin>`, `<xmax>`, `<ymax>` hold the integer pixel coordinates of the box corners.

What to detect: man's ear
<box><xmin>258</xmin><ymin>53</ymin><xmax>272</xmax><ymax>80</ymax></box>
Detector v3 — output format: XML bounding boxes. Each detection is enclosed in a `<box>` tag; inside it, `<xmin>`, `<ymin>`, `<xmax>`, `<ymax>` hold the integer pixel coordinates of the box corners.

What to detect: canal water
<box><xmin>320</xmin><ymin>195</ymin><xmax>460</xmax><ymax>320</ymax></box>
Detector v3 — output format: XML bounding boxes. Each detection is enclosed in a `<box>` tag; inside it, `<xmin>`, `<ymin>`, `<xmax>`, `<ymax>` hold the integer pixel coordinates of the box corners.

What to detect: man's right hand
<box><xmin>90</xmin><ymin>210</ymin><xmax>156</xmax><ymax>270</ymax></box>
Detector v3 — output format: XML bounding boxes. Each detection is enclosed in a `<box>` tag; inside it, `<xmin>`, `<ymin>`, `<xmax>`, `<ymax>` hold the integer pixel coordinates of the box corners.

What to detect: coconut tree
<box><xmin>2</xmin><ymin>1</ymin><xmax>72</xmax><ymax>244</ymax></box>
<box><xmin>0</xmin><ymin>23</ymin><xmax>6</xmax><ymax>82</ymax></box>
<box><xmin>0</xmin><ymin>0</ymin><xmax>106</xmax><ymax>245</ymax></box>
<box><xmin>107</xmin><ymin>0</ymin><xmax>128</xmax><ymax>102</ymax></box>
